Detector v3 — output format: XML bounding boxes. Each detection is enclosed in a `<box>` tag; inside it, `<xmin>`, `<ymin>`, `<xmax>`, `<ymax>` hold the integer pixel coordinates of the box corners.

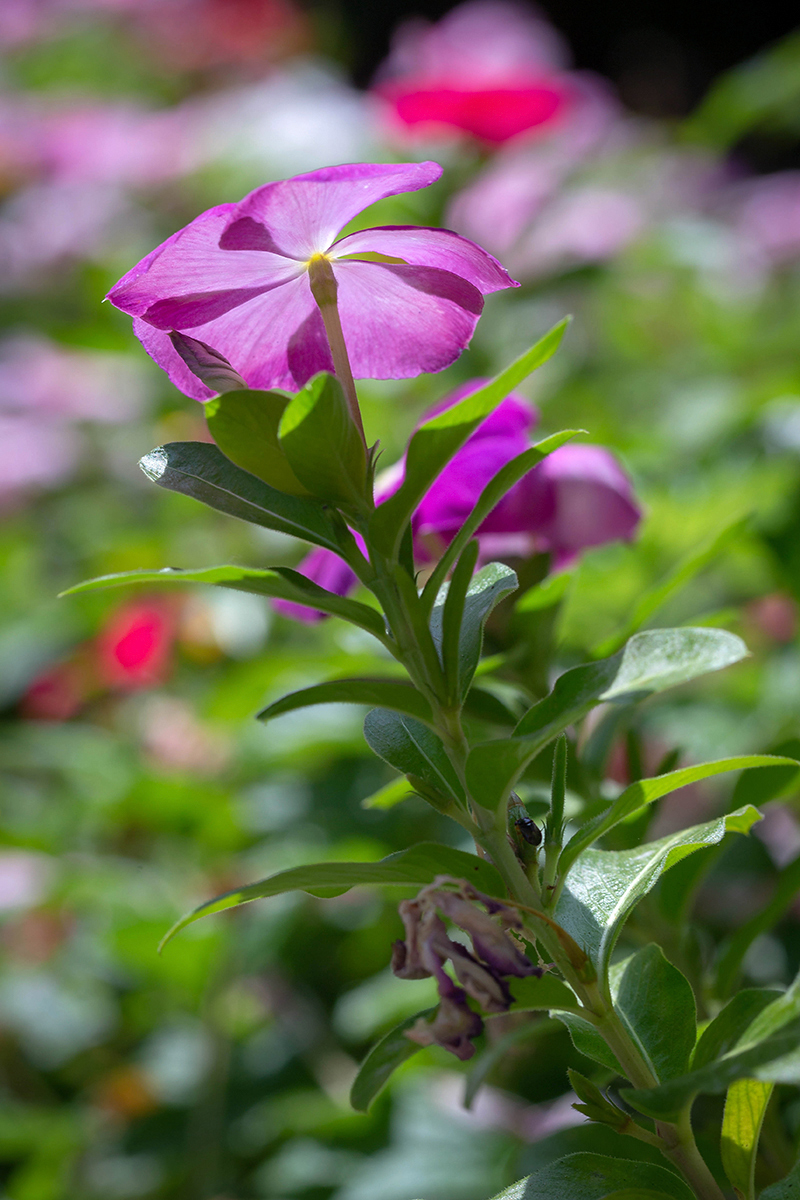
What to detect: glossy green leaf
<box><xmin>611</xmin><ymin>946</ymin><xmax>696</xmax><ymax>1082</ymax></box>
<box><xmin>363</xmin><ymin>709</ymin><xmax>466</xmax><ymax>804</ymax></box>
<box><xmin>559</xmin><ymin>756</ymin><xmax>792</xmax><ymax>880</ymax></box>
<box><xmin>370</xmin><ymin>319</ymin><xmax>569</xmax><ymax>556</ymax></box>
<box><xmin>714</xmin><ymin>852</ymin><xmax>800</xmax><ymax>998</ymax></box>
<box><xmin>59</xmin><ymin>563</ymin><xmax>390</xmax><ymax>645</ymax></box>
<box><xmin>721</xmin><ymin>1077</ymin><xmax>773</xmax><ymax>1200</ymax></box>
<box><xmin>466</xmin><ymin>628</ymin><xmax>749</xmax><ymax>812</ymax></box>
<box><xmin>430</xmin><ymin>562</ymin><xmax>518</xmax><ymax>699</ymax></box>
<box><xmin>487</xmin><ymin>1153</ymin><xmax>694</xmax><ymax>1200</ymax></box>
<box><xmin>623</xmin><ymin>972</ymin><xmax>800</xmax><ymax>1120</ymax></box>
<box><xmin>420</xmin><ymin>430</ymin><xmax>581</xmax><ymax>614</ymax></box>
<box><xmin>555</xmin><ymin>806</ymin><xmax>762</xmax><ymax>983</ymax></box>
<box><xmin>760</xmin><ymin>1156</ymin><xmax>800</xmax><ymax>1199</ymax></box>
<box><xmin>278</xmin><ymin>371</ymin><xmax>369</xmax><ymax>509</ymax></box>
<box><xmin>257</xmin><ymin>678</ymin><xmax>433</xmax><ymax>726</ymax></box>
<box><xmin>205</xmin><ymin>387</ymin><xmax>308</xmax><ymax>494</ymax></box>
<box><xmin>350</xmin><ymin>1008</ymin><xmax>434</xmax><ymax>1111</ymax></box>
<box><xmin>160</xmin><ymin>842</ymin><xmax>503</xmax><ymax>950</ymax></box>
<box><xmin>591</xmin><ymin>517</ymin><xmax>746</xmax><ymax>658</ymax></box>
<box><xmin>139</xmin><ymin>441</ymin><xmax>343</xmax><ymax>551</ymax></box>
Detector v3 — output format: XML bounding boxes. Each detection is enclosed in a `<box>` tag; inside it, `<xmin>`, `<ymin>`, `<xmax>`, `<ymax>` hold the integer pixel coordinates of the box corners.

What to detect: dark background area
<box><xmin>334</xmin><ymin>0</ymin><xmax>797</xmax><ymax>117</ymax></box>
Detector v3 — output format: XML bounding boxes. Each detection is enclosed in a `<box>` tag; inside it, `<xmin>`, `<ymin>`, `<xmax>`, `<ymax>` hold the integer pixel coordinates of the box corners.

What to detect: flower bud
<box><xmin>169</xmin><ymin>331</ymin><xmax>247</xmax><ymax>393</ymax></box>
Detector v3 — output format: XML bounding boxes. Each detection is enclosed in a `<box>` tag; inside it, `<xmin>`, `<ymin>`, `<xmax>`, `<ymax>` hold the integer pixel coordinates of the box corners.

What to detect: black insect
<box><xmin>514</xmin><ymin>816</ymin><xmax>542</xmax><ymax>847</ymax></box>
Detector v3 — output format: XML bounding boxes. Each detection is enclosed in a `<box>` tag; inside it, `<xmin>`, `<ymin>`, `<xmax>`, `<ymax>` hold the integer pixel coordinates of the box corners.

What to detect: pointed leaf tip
<box><xmin>139</xmin><ymin>446</ymin><xmax>168</xmax><ymax>482</ymax></box>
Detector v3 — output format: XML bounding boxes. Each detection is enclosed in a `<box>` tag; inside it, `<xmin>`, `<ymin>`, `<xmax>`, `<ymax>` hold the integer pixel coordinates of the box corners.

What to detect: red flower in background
<box><xmin>373</xmin><ymin>0</ymin><xmax>573</xmax><ymax>146</ymax></box>
<box><xmin>97</xmin><ymin>600</ymin><xmax>176</xmax><ymax>690</ymax></box>
<box><xmin>21</xmin><ymin>597</ymin><xmax>178</xmax><ymax>720</ymax></box>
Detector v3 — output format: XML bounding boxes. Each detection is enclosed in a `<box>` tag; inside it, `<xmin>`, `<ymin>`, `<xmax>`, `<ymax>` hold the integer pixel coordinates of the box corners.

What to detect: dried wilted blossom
<box><xmin>406</xmin><ymin>989</ymin><xmax>484</xmax><ymax>1061</ymax></box>
<box><xmin>391</xmin><ymin>878</ymin><xmax>544</xmax><ymax>1058</ymax></box>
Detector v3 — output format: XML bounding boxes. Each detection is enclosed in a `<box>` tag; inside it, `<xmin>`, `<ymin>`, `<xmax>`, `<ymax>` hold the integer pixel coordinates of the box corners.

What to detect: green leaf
<box><xmin>430</xmin><ymin>562</ymin><xmax>519</xmax><ymax>699</ymax></box>
<box><xmin>465</xmin><ymin>1019</ymin><xmax>556</xmax><ymax>1109</ymax></box>
<box><xmin>363</xmin><ymin>709</ymin><xmax>466</xmax><ymax>805</ymax></box>
<box><xmin>370</xmin><ymin>319</ymin><xmax>569</xmax><ymax>556</ymax></box>
<box><xmin>721</xmin><ymin>1077</ymin><xmax>773</xmax><ymax>1200</ymax></box>
<box><xmin>205</xmin><ymin>387</ymin><xmax>309</xmax><ymax>494</ymax></box>
<box><xmin>611</xmin><ymin>947</ymin><xmax>696</xmax><ymax>1082</ymax></box>
<box><xmin>554</xmin><ymin>806</ymin><xmax>762</xmax><ymax>984</ymax></box>
<box><xmin>507</xmin><ymin>974</ymin><xmax>580</xmax><ymax>1013</ymax></box>
<box><xmin>257</xmin><ymin>678</ymin><xmax>433</xmax><ymax>726</ymax></box>
<box><xmin>554</xmin><ymin>1013</ymin><xmax>623</xmax><ymax>1073</ymax></box>
<box><xmin>486</xmin><ymin>1153</ymin><xmax>694</xmax><ymax>1200</ymax></box>
<box><xmin>278</xmin><ymin>372</ymin><xmax>368</xmax><ymax>509</ymax></box>
<box><xmin>760</xmin><ymin>1156</ymin><xmax>800</xmax><ymax>1199</ymax></box>
<box><xmin>160</xmin><ymin>842</ymin><xmax>503</xmax><ymax>950</ymax></box>
<box><xmin>591</xmin><ymin>517</ymin><xmax>747</xmax><ymax>658</ymax></box>
<box><xmin>438</xmin><ymin>540</ymin><xmax>480</xmax><ymax>701</ymax></box>
<box><xmin>59</xmin><ymin>563</ymin><xmax>390</xmax><ymax>645</ymax></box>
<box><xmin>714</xmin><ymin>852</ymin><xmax>800</xmax><ymax>998</ymax></box>
<box><xmin>360</xmin><ymin>777</ymin><xmax>417</xmax><ymax>810</ymax></box>
<box><xmin>622</xmin><ymin>972</ymin><xmax>800</xmax><ymax>1121</ymax></box>
<box><xmin>420</xmin><ymin>429</ymin><xmax>581</xmax><ymax>615</ymax></box>
<box><xmin>598</xmin><ymin>627</ymin><xmax>748</xmax><ymax>702</ymax></box>
<box><xmin>684</xmin><ymin>30</ymin><xmax>800</xmax><ymax>148</ymax></box>
<box><xmin>461</xmin><ymin>686</ymin><xmax>518</xmax><ymax>727</ymax></box>
<box><xmin>692</xmin><ymin>990</ymin><xmax>782</xmax><ymax>1071</ymax></box>
<box><xmin>559</xmin><ymin>756</ymin><xmax>793</xmax><ymax>881</ymax></box>
<box><xmin>466</xmin><ymin>628</ymin><xmax>749</xmax><ymax>812</ymax></box>
<box><xmin>350</xmin><ymin>1009</ymin><xmax>434</xmax><ymax>1112</ymax></box>
<box><xmin>139</xmin><ymin>442</ymin><xmax>344</xmax><ymax>552</ymax></box>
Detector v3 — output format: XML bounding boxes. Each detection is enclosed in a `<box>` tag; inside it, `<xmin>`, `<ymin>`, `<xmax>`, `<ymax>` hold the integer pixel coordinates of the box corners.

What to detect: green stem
<box><xmin>308</xmin><ymin>255</ymin><xmax>366</xmax><ymax>445</ymax></box>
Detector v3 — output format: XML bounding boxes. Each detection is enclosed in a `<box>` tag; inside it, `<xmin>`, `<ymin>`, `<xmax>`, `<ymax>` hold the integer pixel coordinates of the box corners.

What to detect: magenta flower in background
<box><xmin>373</xmin><ymin>0</ymin><xmax>573</xmax><ymax>146</ymax></box>
<box><xmin>107</xmin><ymin>161</ymin><xmax>517</xmax><ymax>400</ymax></box>
<box><xmin>277</xmin><ymin>383</ymin><xmax>641</xmax><ymax>622</ymax></box>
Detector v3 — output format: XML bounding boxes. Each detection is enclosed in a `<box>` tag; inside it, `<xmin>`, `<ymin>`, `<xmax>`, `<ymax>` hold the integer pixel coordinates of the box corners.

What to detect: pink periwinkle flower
<box><xmin>107</xmin><ymin>161</ymin><xmax>517</xmax><ymax>400</ymax></box>
<box><xmin>277</xmin><ymin>383</ymin><xmax>640</xmax><ymax>622</ymax></box>
<box><xmin>373</xmin><ymin>0</ymin><xmax>573</xmax><ymax>146</ymax></box>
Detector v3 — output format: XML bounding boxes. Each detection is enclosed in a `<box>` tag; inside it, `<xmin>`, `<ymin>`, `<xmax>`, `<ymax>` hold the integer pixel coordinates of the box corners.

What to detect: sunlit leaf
<box><xmin>160</xmin><ymin>843</ymin><xmax>502</xmax><ymax>949</ymax></box>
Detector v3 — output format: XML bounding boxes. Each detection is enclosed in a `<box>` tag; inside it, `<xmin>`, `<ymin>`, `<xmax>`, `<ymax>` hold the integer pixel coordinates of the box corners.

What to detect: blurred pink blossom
<box><xmin>0</xmin><ymin>414</ymin><xmax>79</xmax><ymax>500</ymax></box>
<box><xmin>0</xmin><ymin>851</ymin><xmax>53</xmax><ymax>910</ymax></box>
<box><xmin>0</xmin><ymin>180</ymin><xmax>134</xmax><ymax>289</ymax></box>
<box><xmin>43</xmin><ymin>104</ymin><xmax>200</xmax><ymax>187</ymax></box>
<box><xmin>372</xmin><ymin>0</ymin><xmax>574</xmax><ymax>146</ymax></box>
<box><xmin>730</xmin><ymin>172</ymin><xmax>800</xmax><ymax>267</ymax></box>
<box><xmin>0</xmin><ymin>335</ymin><xmax>147</xmax><ymax>421</ymax></box>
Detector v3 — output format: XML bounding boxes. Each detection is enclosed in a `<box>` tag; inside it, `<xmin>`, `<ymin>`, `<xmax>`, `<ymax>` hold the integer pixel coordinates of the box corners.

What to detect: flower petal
<box><xmin>331</xmin><ymin>225</ymin><xmax>518</xmax><ymax>293</ymax></box>
<box><xmin>134</xmin><ymin>275</ymin><xmax>333</xmax><ymax>396</ymax></box>
<box><xmin>108</xmin><ymin>202</ymin><xmax>300</xmax><ymax>319</ymax></box>
<box><xmin>229</xmin><ymin>161</ymin><xmax>443</xmax><ymax>259</ymax></box>
<box><xmin>333</xmin><ymin>259</ymin><xmax>483</xmax><ymax>379</ymax></box>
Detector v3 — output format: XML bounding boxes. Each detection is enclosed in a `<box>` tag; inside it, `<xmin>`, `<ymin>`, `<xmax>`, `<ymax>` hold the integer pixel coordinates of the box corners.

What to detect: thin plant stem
<box><xmin>308</xmin><ymin>254</ymin><xmax>366</xmax><ymax>444</ymax></box>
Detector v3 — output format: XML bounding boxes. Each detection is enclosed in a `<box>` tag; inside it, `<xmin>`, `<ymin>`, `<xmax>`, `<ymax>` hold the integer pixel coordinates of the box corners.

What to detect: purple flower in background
<box><xmin>271</xmin><ymin>541</ymin><xmax>367</xmax><ymax>625</ymax></box>
<box><xmin>276</xmin><ymin>382</ymin><xmax>641</xmax><ymax>620</ymax></box>
<box><xmin>482</xmin><ymin>441</ymin><xmax>641</xmax><ymax>567</ymax></box>
<box><xmin>107</xmin><ymin>161</ymin><xmax>517</xmax><ymax>400</ymax></box>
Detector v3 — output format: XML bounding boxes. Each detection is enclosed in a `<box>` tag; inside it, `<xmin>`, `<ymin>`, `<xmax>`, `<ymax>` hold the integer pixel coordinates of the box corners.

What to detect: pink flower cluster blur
<box><xmin>0</xmin><ymin>335</ymin><xmax>147</xmax><ymax>504</ymax></box>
